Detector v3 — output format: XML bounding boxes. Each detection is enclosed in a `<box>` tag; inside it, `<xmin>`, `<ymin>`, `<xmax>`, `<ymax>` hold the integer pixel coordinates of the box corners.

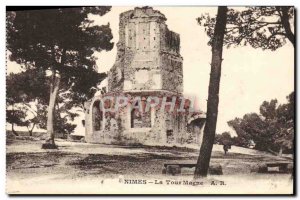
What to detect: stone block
<box><xmin>251</xmin><ymin>163</ymin><xmax>268</xmax><ymax>173</ymax></box>
<box><xmin>181</xmin><ymin>167</ymin><xmax>195</xmax><ymax>175</ymax></box>
<box><xmin>287</xmin><ymin>163</ymin><xmax>293</xmax><ymax>173</ymax></box>
<box><xmin>209</xmin><ymin>164</ymin><xmax>223</xmax><ymax>175</ymax></box>
<box><xmin>166</xmin><ymin>165</ymin><xmax>181</xmax><ymax>175</ymax></box>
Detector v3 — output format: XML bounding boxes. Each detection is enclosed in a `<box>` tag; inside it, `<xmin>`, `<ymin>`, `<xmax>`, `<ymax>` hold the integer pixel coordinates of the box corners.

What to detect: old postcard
<box><xmin>6</xmin><ymin>6</ymin><xmax>294</xmax><ymax>195</ymax></box>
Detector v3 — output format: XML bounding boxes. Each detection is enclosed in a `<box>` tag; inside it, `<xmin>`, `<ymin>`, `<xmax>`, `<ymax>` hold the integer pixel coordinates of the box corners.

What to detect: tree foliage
<box><xmin>6</xmin><ymin>69</ymin><xmax>78</xmax><ymax>136</ymax></box>
<box><xmin>36</xmin><ymin>104</ymin><xmax>77</xmax><ymax>138</ymax></box>
<box><xmin>6</xmin><ymin>68</ymin><xmax>49</xmax><ymax>105</ymax></box>
<box><xmin>6</xmin><ymin>109</ymin><xmax>27</xmax><ymax>127</ymax></box>
<box><xmin>6</xmin><ymin>69</ymin><xmax>48</xmax><ymax>135</ymax></box>
<box><xmin>7</xmin><ymin>7</ymin><xmax>114</xmax><ymax>146</ymax></box>
<box><xmin>214</xmin><ymin>131</ymin><xmax>232</xmax><ymax>145</ymax></box>
<box><xmin>197</xmin><ymin>6</ymin><xmax>294</xmax><ymax>50</ymax></box>
<box><xmin>228</xmin><ymin>92</ymin><xmax>294</xmax><ymax>154</ymax></box>
<box><xmin>7</xmin><ymin>7</ymin><xmax>112</xmax><ymax>104</ymax></box>
<box><xmin>194</xmin><ymin>7</ymin><xmax>294</xmax><ymax>177</ymax></box>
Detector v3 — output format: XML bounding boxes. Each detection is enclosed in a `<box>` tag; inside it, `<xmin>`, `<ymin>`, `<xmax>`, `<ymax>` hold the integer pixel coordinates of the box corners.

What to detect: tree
<box><xmin>214</xmin><ymin>134</ymin><xmax>222</xmax><ymax>144</ymax></box>
<box><xmin>214</xmin><ymin>132</ymin><xmax>232</xmax><ymax>145</ymax></box>
<box><xmin>6</xmin><ymin>69</ymin><xmax>82</xmax><ymax>138</ymax></box>
<box><xmin>275</xmin><ymin>92</ymin><xmax>294</xmax><ymax>154</ymax></box>
<box><xmin>6</xmin><ymin>68</ymin><xmax>73</xmax><ymax>137</ymax></box>
<box><xmin>195</xmin><ymin>6</ymin><xmax>294</xmax><ymax>177</ymax></box>
<box><xmin>6</xmin><ymin>69</ymin><xmax>48</xmax><ymax>135</ymax></box>
<box><xmin>6</xmin><ymin>109</ymin><xmax>26</xmax><ymax>135</ymax></box>
<box><xmin>219</xmin><ymin>132</ymin><xmax>232</xmax><ymax>145</ymax></box>
<box><xmin>197</xmin><ymin>6</ymin><xmax>294</xmax><ymax>50</ymax></box>
<box><xmin>194</xmin><ymin>6</ymin><xmax>228</xmax><ymax>178</ymax></box>
<box><xmin>228</xmin><ymin>113</ymin><xmax>275</xmax><ymax>152</ymax></box>
<box><xmin>228</xmin><ymin>92</ymin><xmax>294</xmax><ymax>155</ymax></box>
<box><xmin>36</xmin><ymin>104</ymin><xmax>78</xmax><ymax>138</ymax></box>
<box><xmin>231</xmin><ymin>136</ymin><xmax>251</xmax><ymax>148</ymax></box>
<box><xmin>7</xmin><ymin>7</ymin><xmax>113</xmax><ymax>148</ymax></box>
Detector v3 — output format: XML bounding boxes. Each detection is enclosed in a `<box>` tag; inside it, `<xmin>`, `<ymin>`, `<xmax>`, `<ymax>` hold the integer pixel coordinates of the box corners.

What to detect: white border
<box><xmin>1</xmin><ymin>1</ymin><xmax>298</xmax><ymax>199</ymax></box>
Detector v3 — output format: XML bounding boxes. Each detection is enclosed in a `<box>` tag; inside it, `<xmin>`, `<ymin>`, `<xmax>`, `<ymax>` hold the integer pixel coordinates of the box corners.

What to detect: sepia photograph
<box><xmin>5</xmin><ymin>5</ymin><xmax>295</xmax><ymax>195</ymax></box>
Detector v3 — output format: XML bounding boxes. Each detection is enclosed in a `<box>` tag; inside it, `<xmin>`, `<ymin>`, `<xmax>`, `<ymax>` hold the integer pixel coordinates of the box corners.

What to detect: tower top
<box><xmin>108</xmin><ymin>7</ymin><xmax>183</xmax><ymax>94</ymax></box>
<box><xmin>120</xmin><ymin>6</ymin><xmax>167</xmax><ymax>21</ymax></box>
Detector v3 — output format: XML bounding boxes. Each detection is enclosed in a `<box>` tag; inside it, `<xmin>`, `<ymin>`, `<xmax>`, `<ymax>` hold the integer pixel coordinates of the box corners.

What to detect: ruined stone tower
<box><xmin>108</xmin><ymin>6</ymin><xmax>183</xmax><ymax>94</ymax></box>
<box><xmin>84</xmin><ymin>7</ymin><xmax>205</xmax><ymax>145</ymax></box>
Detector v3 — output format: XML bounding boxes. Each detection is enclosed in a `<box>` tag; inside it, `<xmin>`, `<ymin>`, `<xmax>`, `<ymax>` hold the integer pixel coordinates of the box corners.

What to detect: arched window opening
<box><xmin>130</xmin><ymin>101</ymin><xmax>151</xmax><ymax>128</ymax></box>
<box><xmin>92</xmin><ymin>100</ymin><xmax>103</xmax><ymax>131</ymax></box>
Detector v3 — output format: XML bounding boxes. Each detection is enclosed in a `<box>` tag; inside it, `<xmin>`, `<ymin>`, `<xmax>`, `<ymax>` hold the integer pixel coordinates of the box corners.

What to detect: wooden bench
<box><xmin>162</xmin><ymin>163</ymin><xmax>223</xmax><ymax>175</ymax></box>
<box><xmin>162</xmin><ymin>163</ymin><xmax>195</xmax><ymax>175</ymax></box>
<box><xmin>164</xmin><ymin>163</ymin><xmax>196</xmax><ymax>169</ymax></box>
<box><xmin>265</xmin><ymin>162</ymin><xmax>290</xmax><ymax>173</ymax></box>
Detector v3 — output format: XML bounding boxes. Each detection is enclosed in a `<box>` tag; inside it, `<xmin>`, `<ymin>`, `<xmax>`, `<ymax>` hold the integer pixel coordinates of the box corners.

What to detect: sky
<box><xmin>91</xmin><ymin>6</ymin><xmax>294</xmax><ymax>134</ymax></box>
<box><xmin>7</xmin><ymin>6</ymin><xmax>294</xmax><ymax>135</ymax></box>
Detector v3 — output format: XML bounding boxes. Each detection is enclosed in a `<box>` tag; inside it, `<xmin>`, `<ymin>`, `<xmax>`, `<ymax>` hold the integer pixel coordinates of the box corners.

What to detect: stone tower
<box><xmin>108</xmin><ymin>6</ymin><xmax>183</xmax><ymax>94</ymax></box>
<box><xmin>84</xmin><ymin>7</ymin><xmax>205</xmax><ymax>145</ymax></box>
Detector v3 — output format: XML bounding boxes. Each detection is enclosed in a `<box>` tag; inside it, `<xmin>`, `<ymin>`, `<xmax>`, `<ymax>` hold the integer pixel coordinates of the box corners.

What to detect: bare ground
<box><xmin>6</xmin><ymin>139</ymin><xmax>294</xmax><ymax>194</ymax></box>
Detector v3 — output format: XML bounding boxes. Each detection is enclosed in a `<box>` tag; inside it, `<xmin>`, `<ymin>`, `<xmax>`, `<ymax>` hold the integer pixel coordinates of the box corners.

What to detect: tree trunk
<box><xmin>11</xmin><ymin>123</ymin><xmax>18</xmax><ymax>136</ymax></box>
<box><xmin>28</xmin><ymin>123</ymin><xmax>35</xmax><ymax>137</ymax></box>
<box><xmin>194</xmin><ymin>6</ymin><xmax>227</xmax><ymax>178</ymax></box>
<box><xmin>42</xmin><ymin>72</ymin><xmax>61</xmax><ymax>149</ymax></box>
<box><xmin>28</xmin><ymin>129</ymin><xmax>32</xmax><ymax>137</ymax></box>
<box><xmin>278</xmin><ymin>7</ymin><xmax>295</xmax><ymax>47</ymax></box>
<box><xmin>11</xmin><ymin>106</ymin><xmax>18</xmax><ymax>136</ymax></box>
<box><xmin>278</xmin><ymin>146</ymin><xmax>283</xmax><ymax>156</ymax></box>
<box><xmin>267</xmin><ymin>147</ymin><xmax>279</xmax><ymax>156</ymax></box>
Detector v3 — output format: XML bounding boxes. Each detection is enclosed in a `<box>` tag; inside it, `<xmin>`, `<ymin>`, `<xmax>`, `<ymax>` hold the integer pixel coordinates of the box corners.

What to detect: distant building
<box><xmin>84</xmin><ymin>7</ymin><xmax>205</xmax><ymax>145</ymax></box>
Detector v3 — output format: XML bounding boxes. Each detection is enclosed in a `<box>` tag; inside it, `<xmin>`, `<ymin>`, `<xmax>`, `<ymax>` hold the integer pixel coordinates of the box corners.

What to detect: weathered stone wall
<box><xmin>85</xmin><ymin>93</ymin><xmax>192</xmax><ymax>145</ymax></box>
<box><xmin>108</xmin><ymin>6</ymin><xmax>183</xmax><ymax>94</ymax></box>
<box><xmin>160</xmin><ymin>52</ymin><xmax>183</xmax><ymax>93</ymax></box>
<box><xmin>86</xmin><ymin>7</ymin><xmax>204</xmax><ymax>146</ymax></box>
